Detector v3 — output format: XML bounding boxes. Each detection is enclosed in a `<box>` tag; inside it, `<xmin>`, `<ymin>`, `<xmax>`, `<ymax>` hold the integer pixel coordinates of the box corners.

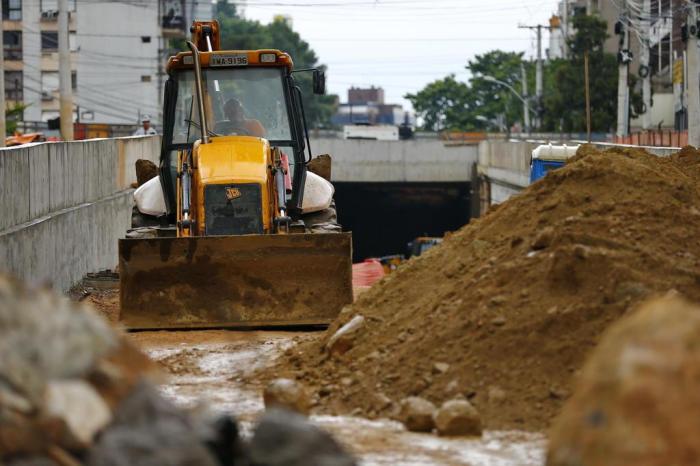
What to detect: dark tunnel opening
<box><xmin>334</xmin><ymin>182</ymin><xmax>471</xmax><ymax>262</ymax></box>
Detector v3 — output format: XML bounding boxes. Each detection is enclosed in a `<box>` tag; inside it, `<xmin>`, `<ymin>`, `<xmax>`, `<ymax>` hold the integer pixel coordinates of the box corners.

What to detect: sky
<box><xmin>240</xmin><ymin>0</ymin><xmax>557</xmax><ymax>111</ymax></box>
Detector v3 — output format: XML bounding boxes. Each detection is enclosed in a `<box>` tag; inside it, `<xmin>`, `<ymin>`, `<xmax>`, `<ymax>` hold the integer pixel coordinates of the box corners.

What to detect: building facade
<box><xmin>332</xmin><ymin>86</ymin><xmax>412</xmax><ymax>126</ymax></box>
<box><xmin>549</xmin><ymin>0</ymin><xmax>682</xmax><ymax>131</ymax></box>
<box><xmin>2</xmin><ymin>0</ymin><xmax>213</xmax><ymax>130</ymax></box>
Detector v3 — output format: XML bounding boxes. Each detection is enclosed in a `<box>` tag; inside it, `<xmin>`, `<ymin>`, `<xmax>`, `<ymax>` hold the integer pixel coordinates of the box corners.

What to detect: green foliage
<box><xmin>467</xmin><ymin>51</ymin><xmax>529</xmax><ymax>130</ymax></box>
<box><xmin>406</xmin><ymin>51</ymin><xmax>530</xmax><ymax>131</ymax></box>
<box><xmin>406</xmin><ymin>13</ymin><xmax>641</xmax><ymax>134</ymax></box>
<box><xmin>214</xmin><ymin>0</ymin><xmax>236</xmax><ymax>19</ymax></box>
<box><xmin>5</xmin><ymin>103</ymin><xmax>27</xmax><ymax>135</ymax></box>
<box><xmin>404</xmin><ymin>75</ymin><xmax>474</xmax><ymax>131</ymax></box>
<box><xmin>542</xmin><ymin>14</ymin><xmax>639</xmax><ymax>132</ymax></box>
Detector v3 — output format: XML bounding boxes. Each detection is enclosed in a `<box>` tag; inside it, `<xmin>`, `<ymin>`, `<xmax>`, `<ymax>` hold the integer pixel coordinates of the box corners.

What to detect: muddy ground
<box><xmin>83</xmin><ymin>288</ymin><xmax>544</xmax><ymax>465</ymax></box>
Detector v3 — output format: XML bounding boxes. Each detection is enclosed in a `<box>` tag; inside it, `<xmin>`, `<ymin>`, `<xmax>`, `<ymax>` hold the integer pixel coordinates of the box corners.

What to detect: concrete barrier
<box><xmin>0</xmin><ymin>136</ymin><xmax>160</xmax><ymax>291</ymax></box>
<box><xmin>311</xmin><ymin>138</ymin><xmax>477</xmax><ymax>182</ymax></box>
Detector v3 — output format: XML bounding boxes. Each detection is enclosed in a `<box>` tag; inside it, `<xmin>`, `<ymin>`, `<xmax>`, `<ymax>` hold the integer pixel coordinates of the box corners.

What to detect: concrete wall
<box><xmin>0</xmin><ymin>136</ymin><xmax>160</xmax><ymax>291</ymax></box>
<box><xmin>311</xmin><ymin>138</ymin><xmax>477</xmax><ymax>182</ymax></box>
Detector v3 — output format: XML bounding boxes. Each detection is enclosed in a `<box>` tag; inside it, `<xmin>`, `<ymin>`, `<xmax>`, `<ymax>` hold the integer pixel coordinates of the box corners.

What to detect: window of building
<box><xmin>41</xmin><ymin>71</ymin><xmax>59</xmax><ymax>95</ymax></box>
<box><xmin>2</xmin><ymin>0</ymin><xmax>22</xmax><ymax>21</ymax></box>
<box><xmin>41</xmin><ymin>31</ymin><xmax>58</xmax><ymax>51</ymax></box>
<box><xmin>5</xmin><ymin>70</ymin><xmax>23</xmax><ymax>101</ymax></box>
<box><xmin>3</xmin><ymin>31</ymin><xmax>22</xmax><ymax>60</ymax></box>
<box><xmin>141</xmin><ymin>75</ymin><xmax>151</xmax><ymax>82</ymax></box>
<box><xmin>71</xmin><ymin>71</ymin><xmax>77</xmax><ymax>90</ymax></box>
<box><xmin>141</xmin><ymin>36</ymin><xmax>151</xmax><ymax>43</ymax></box>
<box><xmin>40</xmin><ymin>0</ymin><xmax>76</xmax><ymax>12</ymax></box>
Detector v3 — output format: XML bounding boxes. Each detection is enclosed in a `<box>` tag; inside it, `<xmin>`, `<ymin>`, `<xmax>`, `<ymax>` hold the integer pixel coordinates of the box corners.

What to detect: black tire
<box><xmin>131</xmin><ymin>206</ymin><xmax>160</xmax><ymax>228</ymax></box>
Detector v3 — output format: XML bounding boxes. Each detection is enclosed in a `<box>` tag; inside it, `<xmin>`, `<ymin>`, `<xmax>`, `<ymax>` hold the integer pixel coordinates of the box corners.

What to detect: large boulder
<box><xmin>548</xmin><ymin>296</ymin><xmax>700</xmax><ymax>466</ymax></box>
<box><xmin>433</xmin><ymin>399</ymin><xmax>482</xmax><ymax>437</ymax></box>
<box><xmin>398</xmin><ymin>397</ymin><xmax>436</xmax><ymax>432</ymax></box>
<box><xmin>248</xmin><ymin>409</ymin><xmax>356</xmax><ymax>466</ymax></box>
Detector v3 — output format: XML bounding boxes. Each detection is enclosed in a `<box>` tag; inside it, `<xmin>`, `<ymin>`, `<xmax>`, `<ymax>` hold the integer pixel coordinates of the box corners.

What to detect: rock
<box><xmin>548</xmin><ymin>296</ymin><xmax>700</xmax><ymax>466</ymax></box>
<box><xmin>433</xmin><ymin>399</ymin><xmax>482</xmax><ymax>436</ymax></box>
<box><xmin>325</xmin><ymin>315</ymin><xmax>365</xmax><ymax>357</ymax></box>
<box><xmin>263</xmin><ymin>378</ymin><xmax>310</xmax><ymax>416</ymax></box>
<box><xmin>398</xmin><ymin>397</ymin><xmax>436</xmax><ymax>433</ymax></box>
<box><xmin>134</xmin><ymin>159</ymin><xmax>158</xmax><ymax>187</ymax></box>
<box><xmin>307</xmin><ymin>154</ymin><xmax>332</xmax><ymax>181</ymax></box>
<box><xmin>0</xmin><ymin>275</ymin><xmax>118</xmax><ymax>406</ymax></box>
<box><xmin>489</xmin><ymin>295</ymin><xmax>507</xmax><ymax>307</ymax></box>
<box><xmin>87</xmin><ymin>382</ymin><xmax>221</xmax><ymax>466</ymax></box>
<box><xmin>248</xmin><ymin>408</ymin><xmax>356</xmax><ymax>466</ymax></box>
<box><xmin>532</xmin><ymin>226</ymin><xmax>555</xmax><ymax>250</ymax></box>
<box><xmin>491</xmin><ymin>316</ymin><xmax>506</xmax><ymax>326</ymax></box>
<box><xmin>44</xmin><ymin>381</ymin><xmax>112</xmax><ymax>447</ymax></box>
<box><xmin>432</xmin><ymin>362</ymin><xmax>450</xmax><ymax>375</ymax></box>
<box><xmin>373</xmin><ymin>392</ymin><xmax>393</xmax><ymax>410</ymax></box>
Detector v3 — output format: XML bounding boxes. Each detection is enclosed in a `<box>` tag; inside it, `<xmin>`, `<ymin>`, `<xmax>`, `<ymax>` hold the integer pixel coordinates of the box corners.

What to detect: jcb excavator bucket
<box><xmin>118</xmin><ymin>233</ymin><xmax>353</xmax><ymax>330</ymax></box>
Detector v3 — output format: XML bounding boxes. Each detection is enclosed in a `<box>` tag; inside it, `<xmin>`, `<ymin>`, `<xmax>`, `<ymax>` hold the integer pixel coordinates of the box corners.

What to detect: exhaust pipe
<box><xmin>186</xmin><ymin>40</ymin><xmax>209</xmax><ymax>144</ymax></box>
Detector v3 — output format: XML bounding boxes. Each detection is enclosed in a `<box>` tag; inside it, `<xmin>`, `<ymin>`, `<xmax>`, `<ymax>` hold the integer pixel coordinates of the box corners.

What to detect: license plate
<box><xmin>210</xmin><ymin>54</ymin><xmax>248</xmax><ymax>67</ymax></box>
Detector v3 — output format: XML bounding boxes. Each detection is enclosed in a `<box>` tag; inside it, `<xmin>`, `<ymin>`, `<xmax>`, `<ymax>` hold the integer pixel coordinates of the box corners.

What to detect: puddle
<box><xmin>137</xmin><ymin>331</ymin><xmax>546</xmax><ymax>465</ymax></box>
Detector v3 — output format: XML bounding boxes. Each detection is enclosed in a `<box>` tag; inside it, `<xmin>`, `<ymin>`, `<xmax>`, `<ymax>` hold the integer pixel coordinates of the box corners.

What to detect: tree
<box><xmin>466</xmin><ymin>50</ymin><xmax>529</xmax><ymax>131</ymax></box>
<box><xmin>405</xmin><ymin>75</ymin><xmax>473</xmax><ymax>131</ymax></box>
<box><xmin>542</xmin><ymin>14</ymin><xmax>639</xmax><ymax>132</ymax></box>
<box><xmin>5</xmin><ymin>103</ymin><xmax>27</xmax><ymax>135</ymax></box>
<box><xmin>213</xmin><ymin>8</ymin><xmax>337</xmax><ymax>128</ymax></box>
<box><xmin>405</xmin><ymin>51</ymin><xmax>531</xmax><ymax>132</ymax></box>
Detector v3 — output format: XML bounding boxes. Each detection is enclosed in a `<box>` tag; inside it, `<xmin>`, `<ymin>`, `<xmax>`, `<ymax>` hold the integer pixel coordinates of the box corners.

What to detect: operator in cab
<box><xmin>221</xmin><ymin>98</ymin><xmax>266</xmax><ymax>138</ymax></box>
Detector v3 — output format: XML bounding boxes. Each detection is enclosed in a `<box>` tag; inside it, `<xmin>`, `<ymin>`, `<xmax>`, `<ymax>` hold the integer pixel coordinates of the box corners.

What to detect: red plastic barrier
<box><xmin>352</xmin><ymin>259</ymin><xmax>385</xmax><ymax>287</ymax></box>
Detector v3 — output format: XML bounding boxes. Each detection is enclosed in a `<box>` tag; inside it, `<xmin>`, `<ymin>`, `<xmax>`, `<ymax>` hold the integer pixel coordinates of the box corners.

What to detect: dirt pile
<box><xmin>272</xmin><ymin>145</ymin><xmax>700</xmax><ymax>431</ymax></box>
<box><xmin>548</xmin><ymin>295</ymin><xmax>700</xmax><ymax>466</ymax></box>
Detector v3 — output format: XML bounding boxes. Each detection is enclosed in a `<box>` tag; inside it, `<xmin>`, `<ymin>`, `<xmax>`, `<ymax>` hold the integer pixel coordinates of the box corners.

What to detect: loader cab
<box><xmin>159</xmin><ymin>48</ymin><xmax>323</xmax><ymax>224</ymax></box>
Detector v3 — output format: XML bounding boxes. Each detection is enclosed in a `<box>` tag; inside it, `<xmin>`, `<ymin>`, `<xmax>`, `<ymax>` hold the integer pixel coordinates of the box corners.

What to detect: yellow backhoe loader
<box><xmin>119</xmin><ymin>21</ymin><xmax>353</xmax><ymax>329</ymax></box>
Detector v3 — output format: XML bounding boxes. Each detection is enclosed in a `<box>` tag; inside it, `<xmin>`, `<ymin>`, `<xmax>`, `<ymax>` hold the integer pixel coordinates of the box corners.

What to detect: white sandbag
<box><xmin>302</xmin><ymin>170</ymin><xmax>334</xmax><ymax>214</ymax></box>
<box><xmin>134</xmin><ymin>175</ymin><xmax>166</xmax><ymax>216</ymax></box>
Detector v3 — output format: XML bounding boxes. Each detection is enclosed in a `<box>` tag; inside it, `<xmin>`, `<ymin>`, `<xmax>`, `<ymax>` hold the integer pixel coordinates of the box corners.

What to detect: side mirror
<box><xmin>313</xmin><ymin>69</ymin><xmax>326</xmax><ymax>95</ymax></box>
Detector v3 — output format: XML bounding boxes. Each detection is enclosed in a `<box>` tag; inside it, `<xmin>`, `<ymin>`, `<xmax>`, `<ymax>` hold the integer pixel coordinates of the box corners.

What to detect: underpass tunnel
<box><xmin>333</xmin><ymin>182</ymin><xmax>471</xmax><ymax>262</ymax></box>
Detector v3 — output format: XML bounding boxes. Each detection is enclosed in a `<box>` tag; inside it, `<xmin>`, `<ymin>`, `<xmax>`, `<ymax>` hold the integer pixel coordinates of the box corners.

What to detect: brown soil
<box><xmin>267</xmin><ymin>145</ymin><xmax>700</xmax><ymax>431</ymax></box>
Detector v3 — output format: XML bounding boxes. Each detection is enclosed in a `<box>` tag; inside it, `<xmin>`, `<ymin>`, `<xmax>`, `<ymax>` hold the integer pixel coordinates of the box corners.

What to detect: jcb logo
<box><xmin>225</xmin><ymin>187</ymin><xmax>241</xmax><ymax>201</ymax></box>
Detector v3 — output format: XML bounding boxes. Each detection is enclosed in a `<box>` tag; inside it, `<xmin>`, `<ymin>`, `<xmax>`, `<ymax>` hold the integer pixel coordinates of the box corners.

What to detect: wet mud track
<box><xmin>129</xmin><ymin>330</ymin><xmax>545</xmax><ymax>465</ymax></box>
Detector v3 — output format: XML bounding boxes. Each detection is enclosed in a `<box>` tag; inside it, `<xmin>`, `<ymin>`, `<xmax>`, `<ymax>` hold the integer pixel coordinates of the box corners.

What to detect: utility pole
<box><xmin>519</xmin><ymin>24</ymin><xmax>549</xmax><ymax>129</ymax></box>
<box><xmin>640</xmin><ymin>0</ymin><xmax>651</xmax><ymax>130</ymax></box>
<box><xmin>584</xmin><ymin>51</ymin><xmax>591</xmax><ymax>142</ymax></box>
<box><xmin>616</xmin><ymin>2</ymin><xmax>630</xmax><ymax>137</ymax></box>
<box><xmin>688</xmin><ymin>3</ymin><xmax>700</xmax><ymax>146</ymax></box>
<box><xmin>0</xmin><ymin>1</ymin><xmax>6</xmax><ymax>147</ymax></box>
<box><xmin>521</xmin><ymin>62</ymin><xmax>530</xmax><ymax>134</ymax></box>
<box><xmin>58</xmin><ymin>0</ymin><xmax>73</xmax><ymax>141</ymax></box>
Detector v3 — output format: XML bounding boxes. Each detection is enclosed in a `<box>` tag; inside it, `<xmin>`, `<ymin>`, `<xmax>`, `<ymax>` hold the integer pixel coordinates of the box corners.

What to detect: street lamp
<box><xmin>482</xmin><ymin>75</ymin><xmax>533</xmax><ymax>134</ymax></box>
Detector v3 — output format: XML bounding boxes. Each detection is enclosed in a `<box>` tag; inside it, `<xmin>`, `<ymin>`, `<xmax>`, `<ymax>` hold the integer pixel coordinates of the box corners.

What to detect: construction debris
<box><xmin>268</xmin><ymin>145</ymin><xmax>700</xmax><ymax>430</ymax></box>
<box><xmin>547</xmin><ymin>295</ymin><xmax>700</xmax><ymax>466</ymax></box>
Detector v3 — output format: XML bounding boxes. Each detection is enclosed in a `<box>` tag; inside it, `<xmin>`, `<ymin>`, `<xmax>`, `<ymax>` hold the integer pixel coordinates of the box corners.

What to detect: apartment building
<box><xmin>2</xmin><ymin>0</ymin><xmax>213</xmax><ymax>128</ymax></box>
<box><xmin>548</xmin><ymin>0</ymin><xmax>682</xmax><ymax>130</ymax></box>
